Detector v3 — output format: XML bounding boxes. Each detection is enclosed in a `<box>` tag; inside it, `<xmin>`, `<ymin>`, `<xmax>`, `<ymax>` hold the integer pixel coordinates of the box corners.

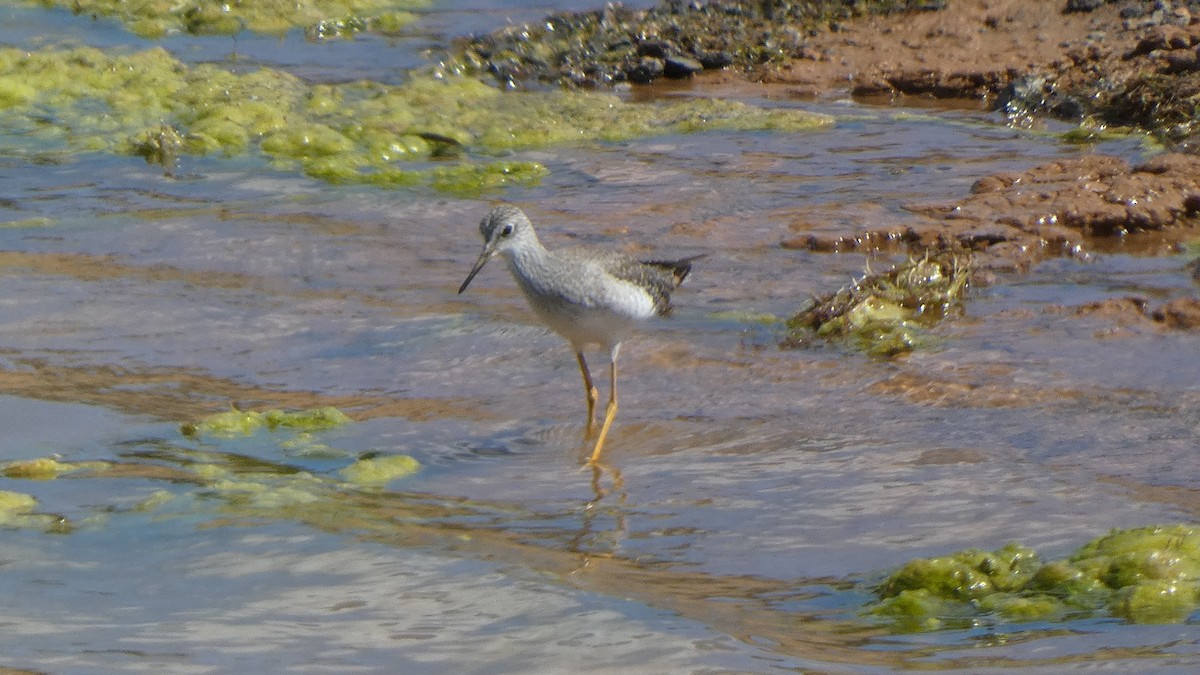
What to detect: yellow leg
<box><xmin>587</xmin><ymin>359</ymin><xmax>618</xmax><ymax>465</ymax></box>
<box><xmin>575</xmin><ymin>351</ymin><xmax>599</xmax><ymax>438</ymax></box>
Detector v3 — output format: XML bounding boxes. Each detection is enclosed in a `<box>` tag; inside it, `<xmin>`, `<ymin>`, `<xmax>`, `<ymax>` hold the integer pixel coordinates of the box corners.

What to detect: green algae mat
<box><xmin>0</xmin><ymin>405</ymin><xmax>421</xmax><ymax>530</ymax></box>
<box><xmin>0</xmin><ymin>46</ymin><xmax>830</xmax><ymax>193</ymax></box>
<box><xmin>8</xmin><ymin>0</ymin><xmax>428</xmax><ymax>38</ymax></box>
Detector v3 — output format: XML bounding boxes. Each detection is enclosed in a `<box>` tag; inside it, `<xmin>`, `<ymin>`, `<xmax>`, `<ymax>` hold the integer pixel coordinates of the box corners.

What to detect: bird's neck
<box><xmin>502</xmin><ymin>237</ymin><xmax>549</xmax><ymax>278</ymax></box>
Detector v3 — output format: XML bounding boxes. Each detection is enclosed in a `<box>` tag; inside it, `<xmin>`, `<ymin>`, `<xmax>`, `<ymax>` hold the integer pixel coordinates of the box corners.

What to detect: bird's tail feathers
<box><xmin>641</xmin><ymin>253</ymin><xmax>708</xmax><ymax>286</ymax></box>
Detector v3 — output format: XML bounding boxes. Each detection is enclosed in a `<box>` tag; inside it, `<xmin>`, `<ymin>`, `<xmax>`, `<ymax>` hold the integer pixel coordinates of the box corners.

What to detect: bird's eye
<box><xmin>501</xmin><ymin>224</ymin><xmax>514</xmax><ymax>237</ymax></box>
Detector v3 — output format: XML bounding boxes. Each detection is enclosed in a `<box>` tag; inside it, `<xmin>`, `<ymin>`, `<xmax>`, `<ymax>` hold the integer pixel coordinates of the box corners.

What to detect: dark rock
<box><xmin>971</xmin><ymin>173</ymin><xmax>1020</xmax><ymax>193</ymax></box>
<box><xmin>1065</xmin><ymin>0</ymin><xmax>1106</xmax><ymax>12</ymax></box>
<box><xmin>664</xmin><ymin>54</ymin><xmax>704</xmax><ymax>78</ymax></box>
<box><xmin>637</xmin><ymin>40</ymin><xmax>670</xmax><ymax>58</ymax></box>
<box><xmin>783</xmin><ymin>234</ymin><xmax>839</xmax><ymax>252</ymax></box>
<box><xmin>696</xmin><ymin>50</ymin><xmax>734</xmax><ymax>69</ymax></box>
<box><xmin>1120</xmin><ymin>5</ymin><xmax>1145</xmax><ymax>19</ymax></box>
<box><xmin>1124</xmin><ymin>25</ymin><xmax>1192</xmax><ymax>58</ymax></box>
<box><xmin>626</xmin><ymin>56</ymin><xmax>665</xmax><ymax>83</ymax></box>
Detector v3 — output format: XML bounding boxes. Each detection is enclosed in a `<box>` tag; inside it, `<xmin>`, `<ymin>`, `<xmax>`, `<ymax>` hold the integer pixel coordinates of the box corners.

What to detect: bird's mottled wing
<box><xmin>603</xmin><ymin>253</ymin><xmax>701</xmax><ymax>317</ymax></box>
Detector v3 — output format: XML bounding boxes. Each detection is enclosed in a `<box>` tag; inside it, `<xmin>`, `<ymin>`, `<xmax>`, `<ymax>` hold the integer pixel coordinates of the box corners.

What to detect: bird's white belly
<box><xmin>522</xmin><ymin>278</ymin><xmax>655</xmax><ymax>349</ymax></box>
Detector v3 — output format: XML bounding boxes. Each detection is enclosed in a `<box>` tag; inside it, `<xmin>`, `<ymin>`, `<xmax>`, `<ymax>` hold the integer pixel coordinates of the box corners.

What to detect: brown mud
<box><xmin>786</xmin><ymin>153</ymin><xmax>1200</xmax><ymax>270</ymax></box>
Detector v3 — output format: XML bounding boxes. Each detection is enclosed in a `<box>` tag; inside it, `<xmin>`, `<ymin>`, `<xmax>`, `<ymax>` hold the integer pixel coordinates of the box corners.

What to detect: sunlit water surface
<box><xmin>1</xmin><ymin>2</ymin><xmax>1199</xmax><ymax>672</ymax></box>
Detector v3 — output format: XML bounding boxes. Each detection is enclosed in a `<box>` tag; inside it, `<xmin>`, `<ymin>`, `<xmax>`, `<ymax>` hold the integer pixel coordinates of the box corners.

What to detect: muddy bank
<box><xmin>769</xmin><ymin>0</ymin><xmax>1200</xmax><ymax>140</ymax></box>
<box><xmin>797</xmin><ymin>0</ymin><xmax>1200</xmax><ymax>159</ymax></box>
<box><xmin>455</xmin><ymin>0</ymin><xmax>1200</xmax><ymax>143</ymax></box>
<box><xmin>451</xmin><ymin>0</ymin><xmax>943</xmax><ymax>88</ymax></box>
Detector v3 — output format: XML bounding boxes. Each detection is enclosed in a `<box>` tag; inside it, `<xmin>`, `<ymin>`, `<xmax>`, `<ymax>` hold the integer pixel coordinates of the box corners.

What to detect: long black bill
<box><xmin>457</xmin><ymin>248</ymin><xmax>493</xmax><ymax>294</ymax></box>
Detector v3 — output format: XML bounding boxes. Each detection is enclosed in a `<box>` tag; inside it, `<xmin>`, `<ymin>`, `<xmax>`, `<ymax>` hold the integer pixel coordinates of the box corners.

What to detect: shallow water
<box><xmin>2</xmin><ymin>2</ymin><xmax>1200</xmax><ymax>672</ymax></box>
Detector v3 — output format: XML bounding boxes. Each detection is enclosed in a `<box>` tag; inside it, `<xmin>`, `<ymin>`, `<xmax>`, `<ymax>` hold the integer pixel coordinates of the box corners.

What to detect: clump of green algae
<box><xmin>869</xmin><ymin>525</ymin><xmax>1200</xmax><ymax>631</ymax></box>
<box><xmin>0</xmin><ymin>487</ymin><xmax>77</xmax><ymax>531</ymax></box>
<box><xmin>0</xmin><ymin>46</ymin><xmax>829</xmax><ymax>191</ymax></box>
<box><xmin>1</xmin><ymin>457</ymin><xmax>110</xmax><ymax>479</ymax></box>
<box><xmin>340</xmin><ymin>455</ymin><xmax>421</xmax><ymax>486</ymax></box>
<box><xmin>0</xmin><ymin>407</ymin><xmax>379</xmax><ymax>526</ymax></box>
<box><xmin>0</xmin><ymin>407</ymin><xmax>419</xmax><ymax>522</ymax></box>
<box><xmin>0</xmin><ymin>489</ymin><xmax>54</xmax><ymax>529</ymax></box>
<box><xmin>180</xmin><ymin>405</ymin><xmax>421</xmax><ymax>490</ymax></box>
<box><xmin>783</xmin><ymin>251</ymin><xmax>971</xmax><ymax>356</ymax></box>
<box><xmin>180</xmin><ymin>405</ymin><xmax>353</xmax><ymax>437</ymax></box>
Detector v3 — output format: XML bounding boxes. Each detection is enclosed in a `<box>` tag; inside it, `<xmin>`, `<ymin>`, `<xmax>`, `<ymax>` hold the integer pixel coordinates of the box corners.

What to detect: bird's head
<box><xmin>458</xmin><ymin>205</ymin><xmax>537</xmax><ymax>294</ymax></box>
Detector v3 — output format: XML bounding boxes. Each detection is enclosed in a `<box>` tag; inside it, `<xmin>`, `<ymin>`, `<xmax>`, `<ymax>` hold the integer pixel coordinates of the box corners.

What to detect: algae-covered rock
<box><xmin>868</xmin><ymin>525</ymin><xmax>1200</xmax><ymax>632</ymax></box>
<box><xmin>129</xmin><ymin>123</ymin><xmax>183</xmax><ymax>173</ymax></box>
<box><xmin>340</xmin><ymin>455</ymin><xmax>421</xmax><ymax>487</ymax></box>
<box><xmin>784</xmin><ymin>251</ymin><xmax>971</xmax><ymax>356</ymax></box>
